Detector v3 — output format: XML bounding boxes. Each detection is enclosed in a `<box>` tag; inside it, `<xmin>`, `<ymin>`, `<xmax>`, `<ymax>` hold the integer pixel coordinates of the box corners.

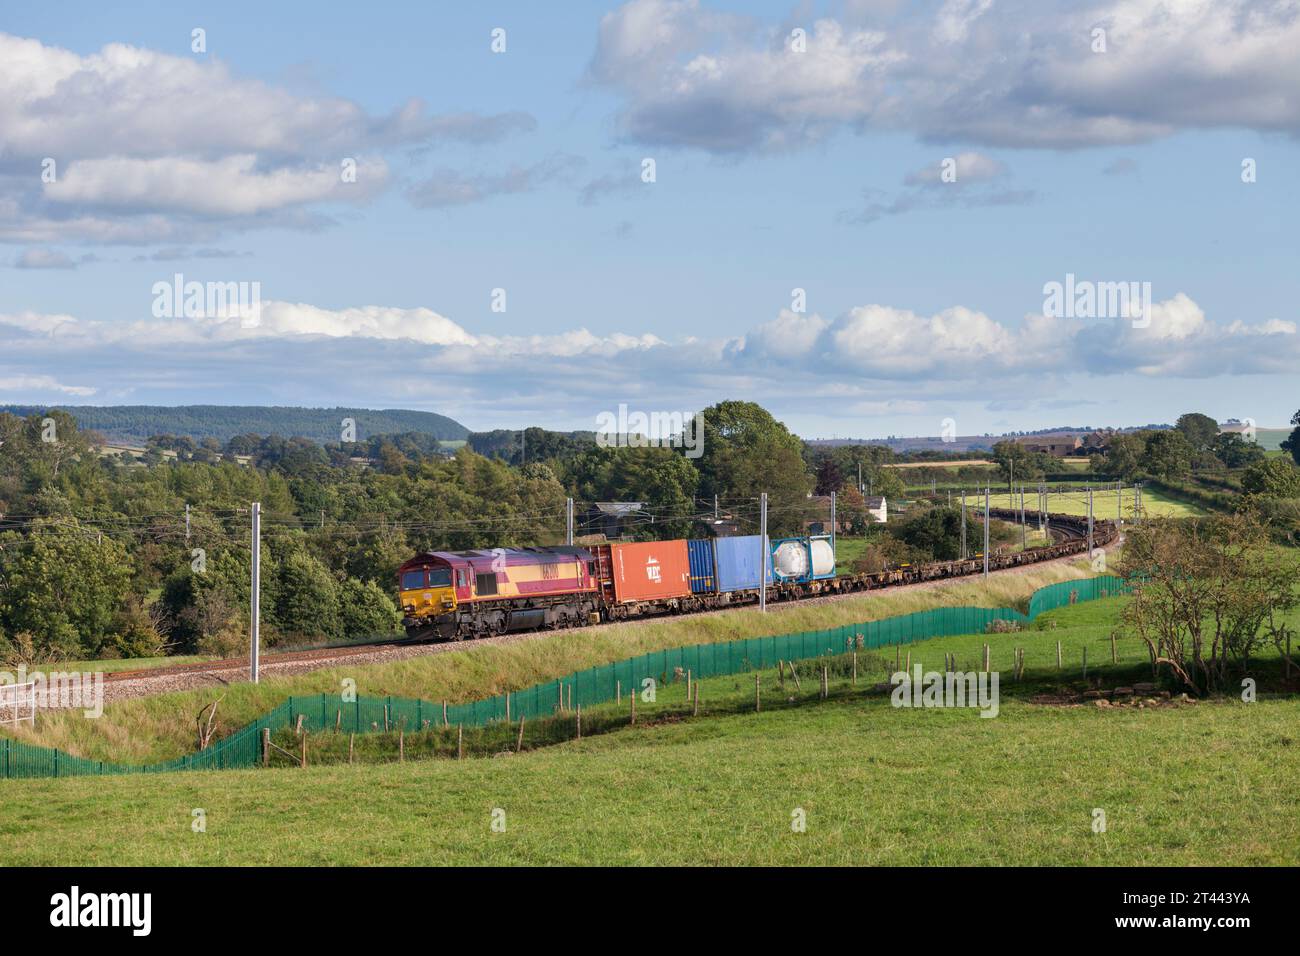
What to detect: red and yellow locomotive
<box><xmin>398</xmin><ymin>547</ymin><xmax>600</xmax><ymax>640</ymax></box>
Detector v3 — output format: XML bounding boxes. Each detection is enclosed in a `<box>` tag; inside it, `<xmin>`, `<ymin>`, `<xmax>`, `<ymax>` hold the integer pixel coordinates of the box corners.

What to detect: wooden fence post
<box><xmin>505</xmin><ymin>692</ymin><xmax>511</xmax><ymax>723</ymax></box>
<box><xmin>779</xmin><ymin>660</ymin><xmax>785</xmax><ymax>692</ymax></box>
<box><xmin>821</xmin><ymin>666</ymin><xmax>828</xmax><ymax>699</ymax></box>
<box><xmin>788</xmin><ymin>660</ymin><xmax>802</xmax><ymax>692</ymax></box>
<box><xmin>335</xmin><ymin>709</ymin><xmax>341</xmax><ymax>733</ymax></box>
<box><xmin>442</xmin><ymin>700</ymin><xmax>448</xmax><ymax>727</ymax></box>
<box><xmin>630</xmin><ymin>688</ymin><xmax>636</xmax><ymax>725</ymax></box>
<box><xmin>348</xmin><ymin>732</ymin><xmax>354</xmax><ymax>764</ymax></box>
<box><xmin>261</xmin><ymin>727</ymin><xmax>270</xmax><ymax>767</ymax></box>
<box><xmin>616</xmin><ymin>680</ymin><xmax>621</xmax><ymax>704</ymax></box>
<box><xmin>457</xmin><ymin>725</ymin><xmax>463</xmax><ymax>760</ymax></box>
<box><xmin>383</xmin><ymin>706</ymin><xmax>389</xmax><ymax>732</ymax></box>
<box><xmin>1111</xmin><ymin>632</ymin><xmax>1118</xmax><ymax>665</ymax></box>
<box><xmin>693</xmin><ymin>682</ymin><xmax>699</xmax><ymax>716</ymax></box>
<box><xmin>295</xmin><ymin>714</ymin><xmax>304</xmax><ymax>737</ymax></box>
<box><xmin>852</xmin><ymin>652</ymin><xmax>858</xmax><ymax>686</ymax></box>
<box><xmin>755</xmin><ymin>673</ymin><xmax>761</xmax><ymax>712</ymax></box>
<box><xmin>516</xmin><ymin>715</ymin><xmax>525</xmax><ymax>753</ymax></box>
<box><xmin>1057</xmin><ymin>641</ymin><xmax>1062</xmax><ymax>670</ymax></box>
<box><xmin>576</xmin><ymin>705</ymin><xmax>582</xmax><ymax>741</ymax></box>
<box><xmin>300</xmin><ymin>733</ymin><xmax>307</xmax><ymax>769</ymax></box>
<box><xmin>686</xmin><ymin>669</ymin><xmax>692</xmax><ymax>702</ymax></box>
<box><xmin>398</xmin><ymin>728</ymin><xmax>404</xmax><ymax>762</ymax></box>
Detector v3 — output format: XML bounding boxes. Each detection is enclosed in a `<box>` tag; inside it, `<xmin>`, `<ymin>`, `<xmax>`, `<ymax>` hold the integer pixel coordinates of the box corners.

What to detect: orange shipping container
<box><xmin>604</xmin><ymin>540</ymin><xmax>692</xmax><ymax>603</ymax></box>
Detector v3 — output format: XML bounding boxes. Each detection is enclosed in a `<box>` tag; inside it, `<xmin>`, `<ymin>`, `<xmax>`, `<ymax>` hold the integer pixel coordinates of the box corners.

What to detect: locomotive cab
<box><xmin>398</xmin><ymin>561</ymin><xmax>457</xmax><ymax>630</ymax></box>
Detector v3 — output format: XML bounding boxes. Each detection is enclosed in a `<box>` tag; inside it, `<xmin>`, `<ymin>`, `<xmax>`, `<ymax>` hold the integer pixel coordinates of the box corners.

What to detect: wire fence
<box><xmin>0</xmin><ymin>575</ymin><xmax>1133</xmax><ymax>780</ymax></box>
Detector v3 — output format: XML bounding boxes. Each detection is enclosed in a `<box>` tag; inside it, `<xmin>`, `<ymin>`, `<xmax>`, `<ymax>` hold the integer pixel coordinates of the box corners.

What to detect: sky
<box><xmin>1</xmin><ymin>0</ymin><xmax>1297</xmax><ymax>439</ymax></box>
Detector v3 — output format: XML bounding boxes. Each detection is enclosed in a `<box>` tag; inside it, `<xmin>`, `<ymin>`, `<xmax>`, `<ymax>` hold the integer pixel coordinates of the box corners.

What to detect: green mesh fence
<box><xmin>1</xmin><ymin>575</ymin><xmax>1132</xmax><ymax>780</ymax></box>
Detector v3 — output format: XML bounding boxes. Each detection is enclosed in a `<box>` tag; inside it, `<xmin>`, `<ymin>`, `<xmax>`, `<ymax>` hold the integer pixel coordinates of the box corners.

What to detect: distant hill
<box><xmin>0</xmin><ymin>405</ymin><xmax>470</xmax><ymax>445</ymax></box>
<box><xmin>807</xmin><ymin>425</ymin><xmax>1171</xmax><ymax>454</ymax></box>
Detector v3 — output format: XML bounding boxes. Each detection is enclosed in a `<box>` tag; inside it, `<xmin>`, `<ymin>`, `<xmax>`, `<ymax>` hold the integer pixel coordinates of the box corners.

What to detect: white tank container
<box><xmin>810</xmin><ymin>537</ymin><xmax>835</xmax><ymax>577</ymax></box>
<box><xmin>772</xmin><ymin>540</ymin><xmax>810</xmax><ymax>579</ymax></box>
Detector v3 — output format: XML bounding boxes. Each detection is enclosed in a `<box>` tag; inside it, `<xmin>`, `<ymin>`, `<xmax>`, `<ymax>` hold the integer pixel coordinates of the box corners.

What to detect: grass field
<box><xmin>973</xmin><ymin>486</ymin><xmax>1205</xmax><ymax>518</ymax></box>
<box><xmin>2</xmin><ymin>596</ymin><xmax>1297</xmax><ymax>866</ymax></box>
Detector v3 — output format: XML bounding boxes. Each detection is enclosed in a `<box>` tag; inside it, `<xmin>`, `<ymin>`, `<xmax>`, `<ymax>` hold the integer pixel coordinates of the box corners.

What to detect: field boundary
<box><xmin>0</xmin><ymin>576</ymin><xmax>1132</xmax><ymax>779</ymax></box>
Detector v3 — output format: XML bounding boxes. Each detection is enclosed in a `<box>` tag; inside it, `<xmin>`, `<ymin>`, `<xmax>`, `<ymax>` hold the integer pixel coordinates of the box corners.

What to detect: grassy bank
<box><xmin>3</xmin><ymin>559</ymin><xmax>1103</xmax><ymax>765</ymax></box>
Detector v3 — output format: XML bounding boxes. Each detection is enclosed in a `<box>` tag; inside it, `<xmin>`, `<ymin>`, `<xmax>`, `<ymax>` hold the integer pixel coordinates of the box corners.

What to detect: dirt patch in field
<box><xmin>1030</xmin><ymin>687</ymin><xmax>1198</xmax><ymax>709</ymax></box>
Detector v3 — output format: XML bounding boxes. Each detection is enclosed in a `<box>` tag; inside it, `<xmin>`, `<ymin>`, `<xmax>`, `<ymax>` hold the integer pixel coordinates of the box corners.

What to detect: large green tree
<box><xmin>1097</xmin><ymin>432</ymin><xmax>1146</xmax><ymax>480</ymax></box>
<box><xmin>1174</xmin><ymin>412</ymin><xmax>1219</xmax><ymax>462</ymax></box>
<box><xmin>1140</xmin><ymin>430</ymin><xmax>1193</xmax><ymax>479</ymax></box>
<box><xmin>1242</xmin><ymin>457</ymin><xmax>1300</xmax><ymax>498</ymax></box>
<box><xmin>694</xmin><ymin>401</ymin><xmax>813</xmax><ymax>535</ymax></box>
<box><xmin>1283</xmin><ymin>409</ymin><xmax>1300</xmax><ymax>466</ymax></box>
<box><xmin>0</xmin><ymin>523</ymin><xmax>134</xmax><ymax>658</ymax></box>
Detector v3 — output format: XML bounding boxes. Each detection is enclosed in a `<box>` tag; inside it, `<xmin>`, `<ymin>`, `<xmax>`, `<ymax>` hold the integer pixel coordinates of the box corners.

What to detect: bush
<box><xmin>339</xmin><ymin>579</ymin><xmax>402</xmax><ymax>638</ymax></box>
<box><xmin>1120</xmin><ymin>512</ymin><xmax>1299</xmax><ymax>693</ymax></box>
<box><xmin>111</xmin><ymin>601</ymin><xmax>172</xmax><ymax>659</ymax></box>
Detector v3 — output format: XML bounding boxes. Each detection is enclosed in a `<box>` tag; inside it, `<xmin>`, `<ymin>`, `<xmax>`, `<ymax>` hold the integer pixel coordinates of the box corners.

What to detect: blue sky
<box><xmin>1</xmin><ymin>1</ymin><xmax>1297</xmax><ymax>438</ymax></box>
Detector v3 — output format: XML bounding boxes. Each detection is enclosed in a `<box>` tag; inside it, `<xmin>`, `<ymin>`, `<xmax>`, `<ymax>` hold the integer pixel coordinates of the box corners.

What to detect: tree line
<box><xmin>0</xmin><ymin>402</ymin><xmax>819</xmax><ymax>662</ymax></box>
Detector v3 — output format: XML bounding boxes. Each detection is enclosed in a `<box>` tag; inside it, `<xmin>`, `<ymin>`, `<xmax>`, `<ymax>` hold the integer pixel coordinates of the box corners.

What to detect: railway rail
<box><xmin>100</xmin><ymin>509</ymin><xmax>1116</xmax><ymax>686</ymax></box>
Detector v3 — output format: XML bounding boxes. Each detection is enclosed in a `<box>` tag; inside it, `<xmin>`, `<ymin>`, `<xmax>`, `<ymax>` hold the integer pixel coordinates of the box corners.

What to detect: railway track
<box><xmin>102</xmin><ymin>638</ymin><xmax>416</xmax><ymax>684</ymax></box>
<box><xmin>97</xmin><ymin>510</ymin><xmax>1114</xmax><ymax>688</ymax></box>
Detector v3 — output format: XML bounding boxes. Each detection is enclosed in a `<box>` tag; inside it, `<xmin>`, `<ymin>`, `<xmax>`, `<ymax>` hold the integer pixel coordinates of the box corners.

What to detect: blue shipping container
<box><xmin>714</xmin><ymin>535</ymin><xmax>773</xmax><ymax>592</ymax></box>
<box><xmin>687</xmin><ymin>539</ymin><xmax>715</xmax><ymax>594</ymax></box>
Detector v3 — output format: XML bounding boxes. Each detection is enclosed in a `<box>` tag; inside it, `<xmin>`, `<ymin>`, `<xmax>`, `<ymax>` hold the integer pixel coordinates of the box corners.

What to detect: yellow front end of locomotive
<box><xmin>399</xmin><ymin>567</ymin><xmax>456</xmax><ymax>622</ymax></box>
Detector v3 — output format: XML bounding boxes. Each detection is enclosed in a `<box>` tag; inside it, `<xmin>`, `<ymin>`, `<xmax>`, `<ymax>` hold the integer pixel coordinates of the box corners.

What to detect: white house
<box><xmin>865</xmin><ymin>496</ymin><xmax>887</xmax><ymax>523</ymax></box>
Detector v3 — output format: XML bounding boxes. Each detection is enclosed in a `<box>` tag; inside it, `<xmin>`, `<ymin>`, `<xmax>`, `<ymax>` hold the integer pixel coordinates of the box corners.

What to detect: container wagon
<box><xmin>591</xmin><ymin>540</ymin><xmax>692</xmax><ymax>621</ymax></box>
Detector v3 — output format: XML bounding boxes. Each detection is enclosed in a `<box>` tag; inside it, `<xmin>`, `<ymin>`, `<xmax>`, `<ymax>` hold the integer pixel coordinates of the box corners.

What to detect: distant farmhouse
<box><xmin>1014</xmin><ymin>435</ymin><xmax>1082</xmax><ymax>458</ymax></box>
<box><xmin>805</xmin><ymin>494</ymin><xmax>886</xmax><ymax>534</ymax></box>
<box><xmin>582</xmin><ymin>502</ymin><xmax>643</xmax><ymax>540</ymax></box>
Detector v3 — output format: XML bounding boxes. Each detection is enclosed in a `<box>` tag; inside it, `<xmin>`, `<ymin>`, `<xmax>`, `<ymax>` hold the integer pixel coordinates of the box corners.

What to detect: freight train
<box><xmin>397</xmin><ymin>509</ymin><xmax>1117</xmax><ymax>641</ymax></box>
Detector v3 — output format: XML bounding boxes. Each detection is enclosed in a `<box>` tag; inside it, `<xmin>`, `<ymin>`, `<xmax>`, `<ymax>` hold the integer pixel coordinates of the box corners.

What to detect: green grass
<box><xmin>833</xmin><ymin>535</ymin><xmax>870</xmax><ymax>574</ymax></box>
<box><xmin>1249</xmin><ymin>429</ymin><xmax>1291</xmax><ymax>453</ymax></box>
<box><xmin>1</xmin><ymin>643</ymin><xmax>1295</xmax><ymax>865</ymax></box>
<box><xmin>978</xmin><ymin>486</ymin><xmax>1204</xmax><ymax>518</ymax></box>
<box><xmin>3</xmin><ymin>597</ymin><xmax>1298</xmax><ymax>866</ymax></box>
<box><xmin>35</xmin><ymin>653</ymin><xmax>216</xmax><ymax>674</ymax></box>
<box><xmin>2</xmin><ymin>560</ymin><xmax>1107</xmax><ymax>766</ymax></box>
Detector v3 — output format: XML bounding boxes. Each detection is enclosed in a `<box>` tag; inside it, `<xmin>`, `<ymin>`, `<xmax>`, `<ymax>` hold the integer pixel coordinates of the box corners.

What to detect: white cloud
<box><xmin>1</xmin><ymin>291</ymin><xmax>1294</xmax><ymax>425</ymax></box>
<box><xmin>589</xmin><ymin>0</ymin><xmax>1300</xmax><ymax>152</ymax></box>
<box><xmin>0</xmin><ymin>374</ymin><xmax>95</xmax><ymax>396</ymax></box>
<box><xmin>0</xmin><ymin>32</ymin><xmax>533</xmax><ymax>240</ymax></box>
<box><xmin>406</xmin><ymin>155</ymin><xmax>585</xmax><ymax>208</ymax></box>
<box><xmin>45</xmin><ymin>156</ymin><xmax>388</xmax><ymax>216</ymax></box>
<box><xmin>13</xmin><ymin>247</ymin><xmax>76</xmax><ymax>269</ymax></box>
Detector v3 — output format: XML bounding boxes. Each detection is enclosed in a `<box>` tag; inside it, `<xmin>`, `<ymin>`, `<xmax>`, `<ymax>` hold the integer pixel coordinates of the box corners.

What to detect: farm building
<box><xmin>805</xmin><ymin>495</ymin><xmax>886</xmax><ymax>534</ymax></box>
<box><xmin>1015</xmin><ymin>435</ymin><xmax>1082</xmax><ymax>457</ymax></box>
<box><xmin>582</xmin><ymin>502</ymin><xmax>644</xmax><ymax>539</ymax></box>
